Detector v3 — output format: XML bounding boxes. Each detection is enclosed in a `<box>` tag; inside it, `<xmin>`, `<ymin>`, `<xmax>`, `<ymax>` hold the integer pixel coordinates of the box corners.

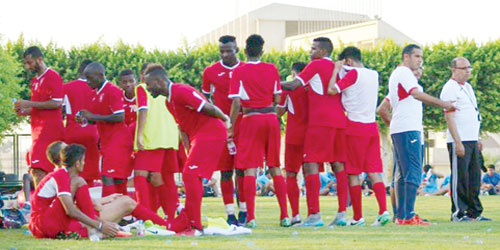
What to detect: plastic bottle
<box><xmin>227</xmin><ymin>139</ymin><xmax>237</xmax><ymax>155</ymax></box>
<box><xmin>75</xmin><ymin>111</ymin><xmax>88</xmax><ymax>127</ymax></box>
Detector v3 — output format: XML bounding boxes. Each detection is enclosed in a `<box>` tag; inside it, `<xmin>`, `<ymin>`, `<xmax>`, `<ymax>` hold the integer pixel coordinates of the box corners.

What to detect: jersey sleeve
<box><xmin>439</xmin><ymin>82</ymin><xmax>457</xmax><ymax>113</ymax></box>
<box><xmin>228</xmin><ymin>68</ymin><xmax>242</xmax><ymax>99</ymax></box>
<box><xmin>296</xmin><ymin>61</ymin><xmax>318</xmax><ymax>86</ymax></box>
<box><xmin>336</xmin><ymin>69</ymin><xmax>358</xmax><ymax>92</ymax></box>
<box><xmin>109</xmin><ymin>88</ymin><xmax>125</xmax><ymax>114</ymax></box>
<box><xmin>176</xmin><ymin>87</ymin><xmax>207</xmax><ymax>112</ymax></box>
<box><xmin>55</xmin><ymin>172</ymin><xmax>71</xmax><ymax>196</ymax></box>
<box><xmin>201</xmin><ymin>68</ymin><xmax>213</xmax><ymax>95</ymax></box>
<box><xmin>399</xmin><ymin>69</ymin><xmax>420</xmax><ymax>93</ymax></box>
<box><xmin>272</xmin><ymin>66</ymin><xmax>282</xmax><ymax>95</ymax></box>
<box><xmin>47</xmin><ymin>73</ymin><xmax>64</xmax><ymax>102</ymax></box>
<box><xmin>136</xmin><ymin>86</ymin><xmax>148</xmax><ymax>110</ymax></box>
<box><xmin>276</xmin><ymin>90</ymin><xmax>289</xmax><ymax>108</ymax></box>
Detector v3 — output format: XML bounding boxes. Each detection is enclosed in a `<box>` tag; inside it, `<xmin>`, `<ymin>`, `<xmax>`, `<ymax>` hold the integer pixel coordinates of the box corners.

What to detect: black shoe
<box><xmin>237</xmin><ymin>211</ymin><xmax>247</xmax><ymax>226</ymax></box>
<box><xmin>227</xmin><ymin>214</ymin><xmax>238</xmax><ymax>225</ymax></box>
<box><xmin>474</xmin><ymin>216</ymin><xmax>492</xmax><ymax>221</ymax></box>
<box><xmin>453</xmin><ymin>215</ymin><xmax>474</xmax><ymax>222</ymax></box>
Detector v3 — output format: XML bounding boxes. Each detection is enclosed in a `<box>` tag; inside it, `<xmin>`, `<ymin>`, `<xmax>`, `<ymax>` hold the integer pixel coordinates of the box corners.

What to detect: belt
<box><xmin>242</xmin><ymin>106</ymin><xmax>275</xmax><ymax>114</ymax></box>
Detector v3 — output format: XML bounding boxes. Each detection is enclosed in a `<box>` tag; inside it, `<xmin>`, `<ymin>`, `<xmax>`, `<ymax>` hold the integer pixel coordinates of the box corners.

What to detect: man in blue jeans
<box><xmin>387</xmin><ymin>44</ymin><xmax>455</xmax><ymax>225</ymax></box>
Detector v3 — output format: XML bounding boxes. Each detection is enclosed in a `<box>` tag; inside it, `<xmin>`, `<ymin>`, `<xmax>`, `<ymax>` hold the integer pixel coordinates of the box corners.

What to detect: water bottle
<box><xmin>227</xmin><ymin>139</ymin><xmax>237</xmax><ymax>155</ymax></box>
<box><xmin>75</xmin><ymin>111</ymin><xmax>88</xmax><ymax>127</ymax></box>
<box><xmin>136</xmin><ymin>220</ymin><xmax>146</xmax><ymax>236</ymax></box>
<box><xmin>88</xmin><ymin>227</ymin><xmax>100</xmax><ymax>242</ymax></box>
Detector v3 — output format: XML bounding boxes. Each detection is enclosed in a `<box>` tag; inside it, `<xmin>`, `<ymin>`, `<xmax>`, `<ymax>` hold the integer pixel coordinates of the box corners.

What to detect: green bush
<box><xmin>2</xmin><ymin>36</ymin><xmax>500</xmax><ymax>134</ymax></box>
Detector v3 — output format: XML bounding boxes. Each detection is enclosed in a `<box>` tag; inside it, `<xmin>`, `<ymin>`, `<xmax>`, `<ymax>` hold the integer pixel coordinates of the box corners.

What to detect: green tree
<box><xmin>0</xmin><ymin>43</ymin><xmax>24</xmax><ymax>137</ymax></box>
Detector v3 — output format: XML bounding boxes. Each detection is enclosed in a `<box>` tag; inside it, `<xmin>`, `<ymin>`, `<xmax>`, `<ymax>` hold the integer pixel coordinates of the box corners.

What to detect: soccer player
<box><xmin>276</xmin><ymin>62</ymin><xmax>307</xmax><ymax>225</ymax></box>
<box><xmin>63</xmin><ymin>59</ymin><xmax>101</xmax><ymax>186</ymax></box>
<box><xmin>281</xmin><ymin>37</ymin><xmax>349</xmax><ymax>227</ymax></box>
<box><xmin>30</xmin><ymin>144</ymin><xmax>169</xmax><ymax>239</ymax></box>
<box><xmin>144</xmin><ymin>63</ymin><xmax>229</xmax><ymax>234</ymax></box>
<box><xmin>386</xmin><ymin>44</ymin><xmax>454</xmax><ymax>225</ymax></box>
<box><xmin>229</xmin><ymin>34</ymin><xmax>290</xmax><ymax>228</ymax></box>
<box><xmin>134</xmin><ymin>63</ymin><xmax>181</xmax><ymax>220</ymax></box>
<box><xmin>118</xmin><ymin>69</ymin><xmax>138</xmax><ymax>138</ymax></box>
<box><xmin>201</xmin><ymin>35</ymin><xmax>246</xmax><ymax>225</ymax></box>
<box><xmin>327</xmin><ymin>46</ymin><xmax>389</xmax><ymax>226</ymax></box>
<box><xmin>15</xmin><ymin>46</ymin><xmax>64</xmax><ymax>187</ymax></box>
<box><xmin>78</xmin><ymin>62</ymin><xmax>133</xmax><ymax>197</ymax></box>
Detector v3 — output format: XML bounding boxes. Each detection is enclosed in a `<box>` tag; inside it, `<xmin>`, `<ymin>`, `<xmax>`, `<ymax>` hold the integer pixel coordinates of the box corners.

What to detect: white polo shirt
<box><xmin>387</xmin><ymin>66</ymin><xmax>423</xmax><ymax>135</ymax></box>
<box><xmin>440</xmin><ymin>79</ymin><xmax>480</xmax><ymax>143</ymax></box>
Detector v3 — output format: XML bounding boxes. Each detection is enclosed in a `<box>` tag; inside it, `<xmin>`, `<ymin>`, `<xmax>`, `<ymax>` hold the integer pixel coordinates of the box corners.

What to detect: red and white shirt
<box><xmin>165</xmin><ymin>82</ymin><xmax>226</xmax><ymax>141</ymax></box>
<box><xmin>63</xmin><ymin>79</ymin><xmax>97</xmax><ymax>128</ymax></box>
<box><xmin>277</xmin><ymin>86</ymin><xmax>308</xmax><ymax>145</ymax></box>
<box><xmin>228</xmin><ymin>61</ymin><xmax>281</xmax><ymax>108</ymax></box>
<box><xmin>296</xmin><ymin>58</ymin><xmax>346</xmax><ymax>128</ymax></box>
<box><xmin>123</xmin><ymin>93</ymin><xmax>137</xmax><ymax>127</ymax></box>
<box><xmin>30</xmin><ymin>68</ymin><xmax>64</xmax><ymax>139</ymax></box>
<box><xmin>30</xmin><ymin>168</ymin><xmax>71</xmax><ymax>222</ymax></box>
<box><xmin>202</xmin><ymin>61</ymin><xmax>245</xmax><ymax>115</ymax></box>
<box><xmin>336</xmin><ymin>66</ymin><xmax>380</xmax><ymax>136</ymax></box>
<box><xmin>136</xmin><ymin>86</ymin><xmax>148</xmax><ymax>111</ymax></box>
<box><xmin>89</xmin><ymin>81</ymin><xmax>129</xmax><ymax>144</ymax></box>
<box><xmin>387</xmin><ymin>66</ymin><xmax>423</xmax><ymax>134</ymax></box>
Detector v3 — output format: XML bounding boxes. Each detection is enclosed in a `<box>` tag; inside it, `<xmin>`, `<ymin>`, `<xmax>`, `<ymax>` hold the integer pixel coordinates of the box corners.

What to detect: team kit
<box><xmin>14</xmin><ymin>33</ymin><xmax>474</xmax><ymax>239</ymax></box>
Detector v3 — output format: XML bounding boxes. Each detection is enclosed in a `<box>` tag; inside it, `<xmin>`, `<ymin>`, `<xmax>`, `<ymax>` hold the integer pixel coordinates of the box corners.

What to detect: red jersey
<box><xmin>30</xmin><ymin>68</ymin><xmax>64</xmax><ymax>139</ymax></box>
<box><xmin>165</xmin><ymin>82</ymin><xmax>226</xmax><ymax>141</ymax></box>
<box><xmin>63</xmin><ymin>79</ymin><xmax>97</xmax><ymax>129</ymax></box>
<box><xmin>123</xmin><ymin>93</ymin><xmax>137</xmax><ymax>127</ymax></box>
<box><xmin>136</xmin><ymin>87</ymin><xmax>148</xmax><ymax>110</ymax></box>
<box><xmin>202</xmin><ymin>61</ymin><xmax>245</xmax><ymax>115</ymax></box>
<box><xmin>277</xmin><ymin>86</ymin><xmax>308</xmax><ymax>145</ymax></box>
<box><xmin>228</xmin><ymin>61</ymin><xmax>282</xmax><ymax>108</ymax></box>
<box><xmin>30</xmin><ymin>168</ymin><xmax>71</xmax><ymax>227</ymax></box>
<box><xmin>297</xmin><ymin>57</ymin><xmax>346</xmax><ymax>128</ymax></box>
<box><xmin>89</xmin><ymin>81</ymin><xmax>130</xmax><ymax>145</ymax></box>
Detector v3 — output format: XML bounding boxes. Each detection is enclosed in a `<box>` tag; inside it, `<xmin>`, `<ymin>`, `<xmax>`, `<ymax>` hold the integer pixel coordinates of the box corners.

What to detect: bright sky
<box><xmin>1</xmin><ymin>0</ymin><xmax>499</xmax><ymax>51</ymax></box>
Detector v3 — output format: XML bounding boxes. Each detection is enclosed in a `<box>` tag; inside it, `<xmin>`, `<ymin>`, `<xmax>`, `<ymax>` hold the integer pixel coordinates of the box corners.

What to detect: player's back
<box><xmin>63</xmin><ymin>79</ymin><xmax>96</xmax><ymax>127</ymax></box>
<box><xmin>339</xmin><ymin>66</ymin><xmax>379</xmax><ymax>123</ymax></box>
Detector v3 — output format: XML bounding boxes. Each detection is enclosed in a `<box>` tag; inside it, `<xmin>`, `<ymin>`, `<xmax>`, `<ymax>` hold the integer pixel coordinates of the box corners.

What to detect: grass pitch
<box><xmin>1</xmin><ymin>196</ymin><xmax>499</xmax><ymax>250</ymax></box>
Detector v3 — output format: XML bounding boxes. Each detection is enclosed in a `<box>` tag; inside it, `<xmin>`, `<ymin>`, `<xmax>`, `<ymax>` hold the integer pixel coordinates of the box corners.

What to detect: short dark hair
<box><xmin>402</xmin><ymin>44</ymin><xmax>421</xmax><ymax>58</ymax></box>
<box><xmin>313</xmin><ymin>37</ymin><xmax>333</xmax><ymax>55</ymax></box>
<box><xmin>141</xmin><ymin>62</ymin><xmax>152</xmax><ymax>74</ymax></box>
<box><xmin>339</xmin><ymin>46</ymin><xmax>362</xmax><ymax>62</ymax></box>
<box><xmin>119</xmin><ymin>69</ymin><xmax>136</xmax><ymax>78</ymax></box>
<box><xmin>245</xmin><ymin>34</ymin><xmax>264</xmax><ymax>57</ymax></box>
<box><xmin>23</xmin><ymin>46</ymin><xmax>43</xmax><ymax>58</ymax></box>
<box><xmin>46</xmin><ymin>141</ymin><xmax>66</xmax><ymax>167</ymax></box>
<box><xmin>78</xmin><ymin>59</ymin><xmax>93</xmax><ymax>75</ymax></box>
<box><xmin>61</xmin><ymin>144</ymin><xmax>86</xmax><ymax>168</ymax></box>
<box><xmin>219</xmin><ymin>35</ymin><xmax>236</xmax><ymax>44</ymax></box>
<box><xmin>423</xmin><ymin>164</ymin><xmax>432</xmax><ymax>173</ymax></box>
<box><xmin>488</xmin><ymin>164</ymin><xmax>495</xmax><ymax>170</ymax></box>
<box><xmin>291</xmin><ymin>62</ymin><xmax>306</xmax><ymax>73</ymax></box>
<box><xmin>144</xmin><ymin>63</ymin><xmax>168</xmax><ymax>80</ymax></box>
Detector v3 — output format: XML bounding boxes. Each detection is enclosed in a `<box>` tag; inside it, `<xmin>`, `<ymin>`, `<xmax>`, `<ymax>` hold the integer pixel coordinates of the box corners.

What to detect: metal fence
<box><xmin>0</xmin><ymin>134</ymin><xmax>31</xmax><ymax>181</ymax></box>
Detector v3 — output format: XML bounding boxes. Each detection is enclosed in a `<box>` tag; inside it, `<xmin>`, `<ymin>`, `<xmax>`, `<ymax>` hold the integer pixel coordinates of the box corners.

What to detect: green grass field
<box><xmin>1</xmin><ymin>196</ymin><xmax>499</xmax><ymax>250</ymax></box>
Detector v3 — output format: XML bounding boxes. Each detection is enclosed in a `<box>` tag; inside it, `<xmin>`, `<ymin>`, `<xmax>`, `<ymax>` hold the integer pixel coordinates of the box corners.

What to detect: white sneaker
<box><xmin>348</xmin><ymin>217</ymin><xmax>366</xmax><ymax>226</ymax></box>
<box><xmin>146</xmin><ymin>226</ymin><xmax>176</xmax><ymax>236</ymax></box>
<box><xmin>371</xmin><ymin>211</ymin><xmax>391</xmax><ymax>226</ymax></box>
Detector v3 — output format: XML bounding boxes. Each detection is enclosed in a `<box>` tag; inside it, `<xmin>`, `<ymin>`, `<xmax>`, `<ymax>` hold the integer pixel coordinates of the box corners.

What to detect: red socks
<box><xmin>349</xmin><ymin>185</ymin><xmax>362</xmax><ymax>220</ymax></box>
<box><xmin>372</xmin><ymin>182</ymin><xmax>387</xmax><ymax>215</ymax></box>
<box><xmin>305</xmin><ymin>174</ymin><xmax>320</xmax><ymax>215</ymax></box>
<box><xmin>237</xmin><ymin>175</ymin><xmax>246</xmax><ymax>203</ymax></box>
<box><xmin>182</xmin><ymin>174</ymin><xmax>204</xmax><ymax>230</ymax></box>
<box><xmin>220</xmin><ymin>179</ymin><xmax>235</xmax><ymax>207</ymax></box>
<box><xmin>272</xmin><ymin>175</ymin><xmax>288</xmax><ymax>219</ymax></box>
<box><xmin>116</xmin><ymin>180</ymin><xmax>128</xmax><ymax>195</ymax></box>
<box><xmin>286</xmin><ymin>176</ymin><xmax>300</xmax><ymax>217</ymax></box>
<box><xmin>243</xmin><ymin>176</ymin><xmax>256</xmax><ymax>221</ymax></box>
<box><xmin>150</xmin><ymin>183</ymin><xmax>160</xmax><ymax>212</ymax></box>
<box><xmin>74</xmin><ymin>184</ymin><xmax>97</xmax><ymax>219</ymax></box>
<box><xmin>131</xmin><ymin>203</ymin><xmax>167</xmax><ymax>226</ymax></box>
<box><xmin>134</xmin><ymin>175</ymin><xmax>150</xmax><ymax>209</ymax></box>
<box><xmin>162</xmin><ymin>172</ymin><xmax>179</xmax><ymax>219</ymax></box>
<box><xmin>335</xmin><ymin>170</ymin><xmax>348</xmax><ymax>212</ymax></box>
<box><xmin>101</xmin><ymin>184</ymin><xmax>115</xmax><ymax>198</ymax></box>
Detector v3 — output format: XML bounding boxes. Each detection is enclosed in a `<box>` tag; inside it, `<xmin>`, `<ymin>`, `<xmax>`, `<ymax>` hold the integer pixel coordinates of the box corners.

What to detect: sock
<box><xmin>405</xmin><ymin>182</ymin><xmax>419</xmax><ymax>220</ymax></box>
<box><xmin>272</xmin><ymin>175</ymin><xmax>289</xmax><ymax>219</ymax></box>
<box><xmin>305</xmin><ymin>174</ymin><xmax>320</xmax><ymax>215</ymax></box>
<box><xmin>116</xmin><ymin>181</ymin><xmax>128</xmax><ymax>195</ymax></box>
<box><xmin>237</xmin><ymin>174</ymin><xmax>246</xmax><ymax>203</ymax></box>
<box><xmin>150</xmin><ymin>183</ymin><xmax>160</xmax><ymax>212</ymax></box>
<box><xmin>220</xmin><ymin>179</ymin><xmax>235</xmax><ymax>211</ymax></box>
<box><xmin>286</xmin><ymin>176</ymin><xmax>300</xmax><ymax>217</ymax></box>
<box><xmin>74</xmin><ymin>184</ymin><xmax>97</xmax><ymax>219</ymax></box>
<box><xmin>182</xmin><ymin>174</ymin><xmax>204</xmax><ymax>230</ymax></box>
<box><xmin>134</xmin><ymin>175</ymin><xmax>150</xmax><ymax>209</ymax></box>
<box><xmin>157</xmin><ymin>184</ymin><xmax>177</xmax><ymax>220</ymax></box>
<box><xmin>372</xmin><ymin>182</ymin><xmax>388</xmax><ymax>215</ymax></box>
<box><xmin>131</xmin><ymin>203</ymin><xmax>167</xmax><ymax>226</ymax></box>
<box><xmin>239</xmin><ymin>202</ymin><xmax>247</xmax><ymax>212</ymax></box>
<box><xmin>349</xmin><ymin>185</ymin><xmax>362</xmax><ymax>221</ymax></box>
<box><xmin>335</xmin><ymin>170</ymin><xmax>348</xmax><ymax>212</ymax></box>
<box><xmin>166</xmin><ymin>210</ymin><xmax>189</xmax><ymax>233</ymax></box>
<box><xmin>243</xmin><ymin>175</ymin><xmax>257</xmax><ymax>221</ymax></box>
<box><xmin>101</xmin><ymin>184</ymin><xmax>115</xmax><ymax>198</ymax></box>
<box><xmin>163</xmin><ymin>173</ymin><xmax>179</xmax><ymax>219</ymax></box>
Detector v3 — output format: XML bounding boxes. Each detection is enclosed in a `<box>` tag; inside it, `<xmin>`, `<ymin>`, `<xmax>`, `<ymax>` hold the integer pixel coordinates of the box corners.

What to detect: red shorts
<box><xmin>177</xmin><ymin>142</ymin><xmax>187</xmax><ymax>172</ymax></box>
<box><xmin>134</xmin><ymin>148</ymin><xmax>179</xmax><ymax>173</ymax></box>
<box><xmin>217</xmin><ymin>115</ymin><xmax>242</xmax><ymax>172</ymax></box>
<box><xmin>184</xmin><ymin>138</ymin><xmax>225</xmax><ymax>179</ymax></box>
<box><xmin>64</xmin><ymin>125</ymin><xmax>101</xmax><ymax>181</ymax></box>
<box><xmin>303</xmin><ymin>127</ymin><xmax>347</xmax><ymax>163</ymax></box>
<box><xmin>284</xmin><ymin>143</ymin><xmax>304</xmax><ymax>173</ymax></box>
<box><xmin>30</xmin><ymin>138</ymin><xmax>63</xmax><ymax>173</ymax></box>
<box><xmin>236</xmin><ymin>113</ymin><xmax>281</xmax><ymax>170</ymax></box>
<box><xmin>101</xmin><ymin>136</ymin><xmax>133</xmax><ymax>179</ymax></box>
<box><xmin>345</xmin><ymin>134</ymin><xmax>382</xmax><ymax>175</ymax></box>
